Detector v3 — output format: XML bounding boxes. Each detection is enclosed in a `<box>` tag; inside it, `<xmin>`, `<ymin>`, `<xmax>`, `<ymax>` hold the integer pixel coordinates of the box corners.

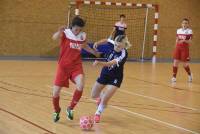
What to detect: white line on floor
<box><xmin>119</xmin><ymin>89</ymin><xmax>199</xmax><ymax>111</ymax></box>
<box><xmin>47</xmin><ymin>85</ymin><xmax>199</xmax><ymax>134</ymax></box>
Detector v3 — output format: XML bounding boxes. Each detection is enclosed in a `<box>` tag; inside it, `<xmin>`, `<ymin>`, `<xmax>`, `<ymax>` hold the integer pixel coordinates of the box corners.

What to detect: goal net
<box><xmin>68</xmin><ymin>1</ymin><xmax>158</xmax><ymax>61</ymax></box>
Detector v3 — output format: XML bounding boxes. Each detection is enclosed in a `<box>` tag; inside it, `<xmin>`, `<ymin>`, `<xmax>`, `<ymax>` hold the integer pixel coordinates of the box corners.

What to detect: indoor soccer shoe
<box><xmin>94</xmin><ymin>114</ymin><xmax>101</xmax><ymax>123</ymax></box>
<box><xmin>171</xmin><ymin>77</ymin><xmax>176</xmax><ymax>83</ymax></box>
<box><xmin>53</xmin><ymin>111</ymin><xmax>60</xmax><ymax>122</ymax></box>
<box><xmin>66</xmin><ymin>107</ymin><xmax>74</xmax><ymax>120</ymax></box>
<box><xmin>188</xmin><ymin>74</ymin><xmax>193</xmax><ymax>82</ymax></box>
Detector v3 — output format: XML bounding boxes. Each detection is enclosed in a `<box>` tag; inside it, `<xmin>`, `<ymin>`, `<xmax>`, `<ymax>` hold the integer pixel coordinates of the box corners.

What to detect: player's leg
<box><xmin>172</xmin><ymin>59</ymin><xmax>179</xmax><ymax>82</ymax></box>
<box><xmin>69</xmin><ymin>74</ymin><xmax>84</xmax><ymax>109</ymax></box>
<box><xmin>91</xmin><ymin>81</ymin><xmax>106</xmax><ymax>106</ymax></box>
<box><xmin>67</xmin><ymin>67</ymin><xmax>84</xmax><ymax>120</ymax></box>
<box><xmin>172</xmin><ymin>47</ymin><xmax>181</xmax><ymax>82</ymax></box>
<box><xmin>182</xmin><ymin>47</ymin><xmax>192</xmax><ymax>82</ymax></box>
<box><xmin>52</xmin><ymin>65</ymin><xmax>69</xmax><ymax>122</ymax></box>
<box><xmin>52</xmin><ymin>85</ymin><xmax>62</xmax><ymax>122</ymax></box>
<box><xmin>94</xmin><ymin>85</ymin><xmax>118</xmax><ymax>123</ymax></box>
<box><xmin>183</xmin><ymin>61</ymin><xmax>192</xmax><ymax>82</ymax></box>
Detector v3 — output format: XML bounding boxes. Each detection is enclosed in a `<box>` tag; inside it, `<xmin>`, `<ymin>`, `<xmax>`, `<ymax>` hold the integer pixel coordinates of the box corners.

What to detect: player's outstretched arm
<box><xmin>93</xmin><ymin>39</ymin><xmax>108</xmax><ymax>50</ymax></box>
<box><xmin>82</xmin><ymin>43</ymin><xmax>101</xmax><ymax>57</ymax></box>
<box><xmin>52</xmin><ymin>26</ymin><xmax>66</xmax><ymax>41</ymax></box>
<box><xmin>93</xmin><ymin>60</ymin><xmax>117</xmax><ymax>67</ymax></box>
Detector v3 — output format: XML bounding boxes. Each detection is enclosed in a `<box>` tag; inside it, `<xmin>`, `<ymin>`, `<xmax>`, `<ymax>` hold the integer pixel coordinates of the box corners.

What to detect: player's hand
<box><xmin>94</xmin><ymin>51</ymin><xmax>102</xmax><ymax>58</ymax></box>
<box><xmin>93</xmin><ymin>60</ymin><xmax>99</xmax><ymax>66</ymax></box>
<box><xmin>93</xmin><ymin>42</ymin><xmax>98</xmax><ymax>51</ymax></box>
<box><xmin>178</xmin><ymin>40</ymin><xmax>185</xmax><ymax>44</ymax></box>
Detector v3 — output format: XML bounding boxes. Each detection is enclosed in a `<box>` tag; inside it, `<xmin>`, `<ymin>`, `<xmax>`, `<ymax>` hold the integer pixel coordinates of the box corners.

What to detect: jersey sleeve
<box><xmin>107</xmin><ymin>38</ymin><xmax>115</xmax><ymax>45</ymax></box>
<box><xmin>189</xmin><ymin>29</ymin><xmax>193</xmax><ymax>39</ymax></box>
<box><xmin>113</xmin><ymin>50</ymin><xmax>127</xmax><ymax>67</ymax></box>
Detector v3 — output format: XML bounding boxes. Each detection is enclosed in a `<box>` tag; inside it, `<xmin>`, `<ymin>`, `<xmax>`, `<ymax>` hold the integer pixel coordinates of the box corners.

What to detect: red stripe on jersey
<box><xmin>177</xmin><ymin>34</ymin><xmax>192</xmax><ymax>40</ymax></box>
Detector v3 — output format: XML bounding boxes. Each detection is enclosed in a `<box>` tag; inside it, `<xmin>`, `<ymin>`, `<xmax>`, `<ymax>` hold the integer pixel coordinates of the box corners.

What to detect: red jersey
<box><xmin>58</xmin><ymin>29</ymin><xmax>86</xmax><ymax>67</ymax></box>
<box><xmin>176</xmin><ymin>28</ymin><xmax>192</xmax><ymax>46</ymax></box>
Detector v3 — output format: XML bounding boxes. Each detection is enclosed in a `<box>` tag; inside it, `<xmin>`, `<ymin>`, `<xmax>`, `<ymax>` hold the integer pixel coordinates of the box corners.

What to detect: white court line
<box><xmin>111</xmin><ymin>105</ymin><xmax>199</xmax><ymax>134</ymax></box>
<box><xmin>47</xmin><ymin>85</ymin><xmax>199</xmax><ymax>134</ymax></box>
<box><xmin>118</xmin><ymin>89</ymin><xmax>199</xmax><ymax>111</ymax></box>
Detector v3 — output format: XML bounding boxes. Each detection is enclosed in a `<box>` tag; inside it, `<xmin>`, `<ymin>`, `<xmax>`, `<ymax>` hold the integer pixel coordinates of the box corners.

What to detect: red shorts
<box><xmin>173</xmin><ymin>45</ymin><xmax>190</xmax><ymax>62</ymax></box>
<box><xmin>54</xmin><ymin>64</ymin><xmax>83</xmax><ymax>87</ymax></box>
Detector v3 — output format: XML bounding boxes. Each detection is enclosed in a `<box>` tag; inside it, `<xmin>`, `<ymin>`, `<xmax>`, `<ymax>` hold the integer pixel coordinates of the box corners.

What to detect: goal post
<box><xmin>68</xmin><ymin>0</ymin><xmax>159</xmax><ymax>62</ymax></box>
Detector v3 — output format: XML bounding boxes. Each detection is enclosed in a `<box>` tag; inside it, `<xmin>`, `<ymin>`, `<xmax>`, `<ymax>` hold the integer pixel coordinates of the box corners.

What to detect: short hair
<box><xmin>120</xmin><ymin>14</ymin><xmax>126</xmax><ymax>18</ymax></box>
<box><xmin>71</xmin><ymin>16</ymin><xmax>86</xmax><ymax>27</ymax></box>
<box><xmin>182</xmin><ymin>18</ymin><xmax>189</xmax><ymax>23</ymax></box>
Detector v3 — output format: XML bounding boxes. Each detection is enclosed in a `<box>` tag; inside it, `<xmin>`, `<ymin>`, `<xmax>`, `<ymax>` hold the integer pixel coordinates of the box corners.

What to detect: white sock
<box><xmin>95</xmin><ymin>104</ymin><xmax>105</xmax><ymax>115</ymax></box>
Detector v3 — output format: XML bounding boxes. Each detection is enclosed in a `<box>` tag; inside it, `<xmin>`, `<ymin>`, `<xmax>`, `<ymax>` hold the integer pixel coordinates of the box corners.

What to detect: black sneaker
<box><xmin>66</xmin><ymin>107</ymin><xmax>74</xmax><ymax>120</ymax></box>
<box><xmin>53</xmin><ymin>111</ymin><xmax>60</xmax><ymax>122</ymax></box>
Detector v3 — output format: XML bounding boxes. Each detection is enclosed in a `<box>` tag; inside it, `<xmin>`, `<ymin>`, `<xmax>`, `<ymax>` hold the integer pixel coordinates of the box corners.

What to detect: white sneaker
<box><xmin>188</xmin><ymin>74</ymin><xmax>193</xmax><ymax>82</ymax></box>
<box><xmin>171</xmin><ymin>77</ymin><xmax>176</xmax><ymax>83</ymax></box>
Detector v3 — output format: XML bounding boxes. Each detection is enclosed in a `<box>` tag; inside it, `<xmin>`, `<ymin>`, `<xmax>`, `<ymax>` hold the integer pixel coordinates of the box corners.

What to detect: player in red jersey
<box><xmin>172</xmin><ymin>18</ymin><xmax>193</xmax><ymax>82</ymax></box>
<box><xmin>52</xmin><ymin>16</ymin><xmax>99</xmax><ymax>122</ymax></box>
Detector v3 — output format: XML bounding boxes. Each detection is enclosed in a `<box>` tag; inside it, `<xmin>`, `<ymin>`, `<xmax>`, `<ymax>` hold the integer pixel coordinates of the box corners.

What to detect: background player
<box><xmin>52</xmin><ymin>16</ymin><xmax>99</xmax><ymax>122</ymax></box>
<box><xmin>110</xmin><ymin>14</ymin><xmax>127</xmax><ymax>40</ymax></box>
<box><xmin>91</xmin><ymin>35</ymin><xmax>131</xmax><ymax>123</ymax></box>
<box><xmin>172</xmin><ymin>18</ymin><xmax>193</xmax><ymax>82</ymax></box>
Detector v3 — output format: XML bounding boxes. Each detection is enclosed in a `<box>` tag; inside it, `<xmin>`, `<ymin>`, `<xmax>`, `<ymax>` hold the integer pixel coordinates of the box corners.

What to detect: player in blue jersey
<box><xmin>91</xmin><ymin>35</ymin><xmax>131</xmax><ymax>123</ymax></box>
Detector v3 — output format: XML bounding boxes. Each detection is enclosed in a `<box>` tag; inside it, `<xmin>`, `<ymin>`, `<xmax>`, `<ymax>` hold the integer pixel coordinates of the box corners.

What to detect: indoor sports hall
<box><xmin>0</xmin><ymin>0</ymin><xmax>200</xmax><ymax>134</ymax></box>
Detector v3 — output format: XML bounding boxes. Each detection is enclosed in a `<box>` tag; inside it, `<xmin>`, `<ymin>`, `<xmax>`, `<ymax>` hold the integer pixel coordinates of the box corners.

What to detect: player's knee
<box><xmin>91</xmin><ymin>92</ymin><xmax>97</xmax><ymax>99</ymax></box>
<box><xmin>76</xmin><ymin>84</ymin><xmax>84</xmax><ymax>91</ymax></box>
<box><xmin>52</xmin><ymin>85</ymin><xmax>61</xmax><ymax>97</ymax></box>
<box><xmin>91</xmin><ymin>90</ymin><xmax>99</xmax><ymax>99</ymax></box>
<box><xmin>183</xmin><ymin>62</ymin><xmax>189</xmax><ymax>67</ymax></box>
<box><xmin>173</xmin><ymin>60</ymin><xmax>179</xmax><ymax>67</ymax></box>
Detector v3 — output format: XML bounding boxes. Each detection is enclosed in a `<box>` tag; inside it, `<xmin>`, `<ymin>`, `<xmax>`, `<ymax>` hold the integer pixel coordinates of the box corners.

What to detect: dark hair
<box><xmin>115</xmin><ymin>35</ymin><xmax>126</xmax><ymax>42</ymax></box>
<box><xmin>71</xmin><ymin>16</ymin><xmax>85</xmax><ymax>27</ymax></box>
<box><xmin>120</xmin><ymin>14</ymin><xmax>126</xmax><ymax>18</ymax></box>
<box><xmin>182</xmin><ymin>18</ymin><xmax>189</xmax><ymax>23</ymax></box>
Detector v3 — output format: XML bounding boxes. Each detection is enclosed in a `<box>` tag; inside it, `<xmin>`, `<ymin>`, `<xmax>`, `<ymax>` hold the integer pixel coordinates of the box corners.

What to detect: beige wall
<box><xmin>0</xmin><ymin>0</ymin><xmax>200</xmax><ymax>59</ymax></box>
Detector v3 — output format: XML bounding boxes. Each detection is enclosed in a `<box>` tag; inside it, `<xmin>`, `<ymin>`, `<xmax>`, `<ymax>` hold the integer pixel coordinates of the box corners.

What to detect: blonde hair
<box><xmin>114</xmin><ymin>35</ymin><xmax>132</xmax><ymax>49</ymax></box>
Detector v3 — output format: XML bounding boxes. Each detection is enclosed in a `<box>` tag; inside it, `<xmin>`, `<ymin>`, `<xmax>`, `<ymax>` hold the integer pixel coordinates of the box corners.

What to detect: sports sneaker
<box><xmin>94</xmin><ymin>114</ymin><xmax>101</xmax><ymax>123</ymax></box>
<box><xmin>66</xmin><ymin>107</ymin><xmax>74</xmax><ymax>120</ymax></box>
<box><xmin>96</xmin><ymin>97</ymin><xmax>101</xmax><ymax>106</ymax></box>
<box><xmin>171</xmin><ymin>77</ymin><xmax>176</xmax><ymax>83</ymax></box>
<box><xmin>188</xmin><ymin>74</ymin><xmax>193</xmax><ymax>82</ymax></box>
<box><xmin>53</xmin><ymin>109</ymin><xmax>61</xmax><ymax>122</ymax></box>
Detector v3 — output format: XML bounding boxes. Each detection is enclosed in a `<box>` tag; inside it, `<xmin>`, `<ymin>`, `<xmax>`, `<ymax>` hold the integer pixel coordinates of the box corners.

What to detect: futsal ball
<box><xmin>80</xmin><ymin>116</ymin><xmax>94</xmax><ymax>130</ymax></box>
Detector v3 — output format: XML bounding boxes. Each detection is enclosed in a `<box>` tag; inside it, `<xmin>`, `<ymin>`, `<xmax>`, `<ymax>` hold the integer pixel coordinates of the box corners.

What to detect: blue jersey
<box><xmin>97</xmin><ymin>39</ymin><xmax>128</xmax><ymax>87</ymax></box>
<box><xmin>101</xmin><ymin>40</ymin><xmax>128</xmax><ymax>78</ymax></box>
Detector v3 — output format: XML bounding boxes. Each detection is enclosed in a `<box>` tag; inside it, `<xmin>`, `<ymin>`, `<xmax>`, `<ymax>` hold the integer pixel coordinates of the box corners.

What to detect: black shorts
<box><xmin>97</xmin><ymin>73</ymin><xmax>123</xmax><ymax>88</ymax></box>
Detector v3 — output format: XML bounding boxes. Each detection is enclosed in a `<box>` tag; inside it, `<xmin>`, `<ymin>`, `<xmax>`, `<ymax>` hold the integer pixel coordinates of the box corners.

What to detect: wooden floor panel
<box><xmin>0</xmin><ymin>61</ymin><xmax>199</xmax><ymax>134</ymax></box>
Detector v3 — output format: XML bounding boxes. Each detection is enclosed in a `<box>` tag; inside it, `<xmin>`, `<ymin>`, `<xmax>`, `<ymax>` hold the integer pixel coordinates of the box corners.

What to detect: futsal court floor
<box><xmin>0</xmin><ymin>60</ymin><xmax>200</xmax><ymax>134</ymax></box>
